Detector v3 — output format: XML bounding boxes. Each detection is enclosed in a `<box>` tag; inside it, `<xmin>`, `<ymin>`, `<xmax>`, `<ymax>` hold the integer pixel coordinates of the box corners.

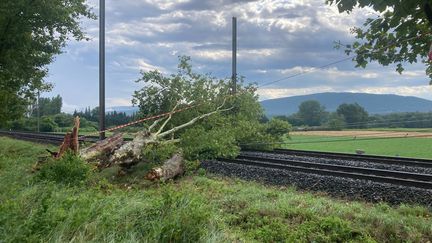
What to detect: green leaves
<box><xmin>328</xmin><ymin>0</ymin><xmax>432</xmax><ymax>84</ymax></box>
<box><xmin>0</xmin><ymin>0</ymin><xmax>95</xmax><ymax>124</ymax></box>
<box><xmin>133</xmin><ymin>57</ymin><xmax>291</xmax><ymax>159</ymax></box>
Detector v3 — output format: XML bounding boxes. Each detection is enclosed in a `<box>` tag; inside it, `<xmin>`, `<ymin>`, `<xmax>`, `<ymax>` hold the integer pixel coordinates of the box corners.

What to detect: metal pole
<box><xmin>232</xmin><ymin>17</ymin><xmax>237</xmax><ymax>94</ymax></box>
<box><xmin>37</xmin><ymin>91</ymin><xmax>40</xmax><ymax>132</ymax></box>
<box><xmin>99</xmin><ymin>0</ymin><xmax>106</xmax><ymax>140</ymax></box>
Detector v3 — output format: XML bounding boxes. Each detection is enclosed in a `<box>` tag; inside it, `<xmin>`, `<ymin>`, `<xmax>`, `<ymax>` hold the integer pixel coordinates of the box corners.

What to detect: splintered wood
<box><xmin>53</xmin><ymin>116</ymin><xmax>80</xmax><ymax>159</ymax></box>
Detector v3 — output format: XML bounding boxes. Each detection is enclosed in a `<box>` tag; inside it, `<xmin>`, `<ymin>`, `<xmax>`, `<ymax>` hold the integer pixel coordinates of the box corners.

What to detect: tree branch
<box><xmin>156</xmin><ymin>101</ymin><xmax>180</xmax><ymax>135</ymax></box>
<box><xmin>148</xmin><ymin>118</ymin><xmax>163</xmax><ymax>132</ymax></box>
<box><xmin>157</xmin><ymin>101</ymin><xmax>233</xmax><ymax>139</ymax></box>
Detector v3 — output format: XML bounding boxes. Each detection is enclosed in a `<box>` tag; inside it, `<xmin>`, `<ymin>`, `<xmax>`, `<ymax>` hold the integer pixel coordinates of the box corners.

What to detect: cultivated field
<box><xmin>291</xmin><ymin>130</ymin><xmax>432</xmax><ymax>138</ymax></box>
<box><xmin>286</xmin><ymin>129</ymin><xmax>432</xmax><ymax>159</ymax></box>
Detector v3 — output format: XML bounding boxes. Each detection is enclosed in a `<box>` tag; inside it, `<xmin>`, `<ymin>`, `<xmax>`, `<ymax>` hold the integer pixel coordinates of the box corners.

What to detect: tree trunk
<box><xmin>80</xmin><ymin>133</ymin><xmax>124</xmax><ymax>167</ymax></box>
<box><xmin>52</xmin><ymin>116</ymin><xmax>81</xmax><ymax>159</ymax></box>
<box><xmin>145</xmin><ymin>153</ymin><xmax>184</xmax><ymax>181</ymax></box>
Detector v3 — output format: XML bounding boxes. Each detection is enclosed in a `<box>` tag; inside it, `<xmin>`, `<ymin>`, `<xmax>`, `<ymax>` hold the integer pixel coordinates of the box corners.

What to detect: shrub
<box><xmin>36</xmin><ymin>153</ymin><xmax>93</xmax><ymax>185</ymax></box>
<box><xmin>265</xmin><ymin>118</ymin><xmax>291</xmax><ymax>137</ymax></box>
<box><xmin>40</xmin><ymin>116</ymin><xmax>57</xmax><ymax>132</ymax></box>
<box><xmin>184</xmin><ymin>160</ymin><xmax>201</xmax><ymax>175</ymax></box>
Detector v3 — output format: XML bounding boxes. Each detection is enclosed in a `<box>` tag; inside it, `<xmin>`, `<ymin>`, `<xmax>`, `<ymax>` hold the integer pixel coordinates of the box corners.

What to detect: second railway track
<box><xmin>220</xmin><ymin>154</ymin><xmax>432</xmax><ymax>189</ymax></box>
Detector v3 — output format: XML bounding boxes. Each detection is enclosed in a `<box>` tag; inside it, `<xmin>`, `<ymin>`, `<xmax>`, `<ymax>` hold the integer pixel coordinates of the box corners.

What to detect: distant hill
<box><xmin>260</xmin><ymin>92</ymin><xmax>432</xmax><ymax>117</ymax></box>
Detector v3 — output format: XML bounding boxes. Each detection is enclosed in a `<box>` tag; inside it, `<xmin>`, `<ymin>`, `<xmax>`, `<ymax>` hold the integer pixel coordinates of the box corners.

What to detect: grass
<box><xmin>358</xmin><ymin>128</ymin><xmax>432</xmax><ymax>133</ymax></box>
<box><xmin>1</xmin><ymin>137</ymin><xmax>432</xmax><ymax>242</ymax></box>
<box><xmin>285</xmin><ymin>135</ymin><xmax>432</xmax><ymax>159</ymax></box>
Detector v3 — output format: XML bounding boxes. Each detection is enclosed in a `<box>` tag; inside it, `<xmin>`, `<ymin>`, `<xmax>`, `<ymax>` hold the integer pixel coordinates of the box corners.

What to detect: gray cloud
<box><xmin>48</xmin><ymin>0</ymin><xmax>432</xmax><ymax>110</ymax></box>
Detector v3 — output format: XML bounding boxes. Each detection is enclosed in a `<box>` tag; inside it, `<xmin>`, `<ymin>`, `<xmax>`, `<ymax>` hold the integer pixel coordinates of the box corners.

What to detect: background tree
<box><xmin>336</xmin><ymin>103</ymin><xmax>368</xmax><ymax>128</ymax></box>
<box><xmin>327</xmin><ymin>0</ymin><xmax>432</xmax><ymax>83</ymax></box>
<box><xmin>325</xmin><ymin>112</ymin><xmax>346</xmax><ymax>130</ymax></box>
<box><xmin>0</xmin><ymin>0</ymin><xmax>95</xmax><ymax>125</ymax></box>
<box><xmin>297</xmin><ymin>100</ymin><xmax>327</xmax><ymax>126</ymax></box>
<box><xmin>32</xmin><ymin>95</ymin><xmax>63</xmax><ymax>117</ymax></box>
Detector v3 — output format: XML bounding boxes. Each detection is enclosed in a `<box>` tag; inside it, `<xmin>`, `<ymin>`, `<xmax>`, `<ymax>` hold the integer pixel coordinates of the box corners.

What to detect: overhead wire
<box><xmin>256</xmin><ymin>34</ymin><xmax>425</xmax><ymax>89</ymax></box>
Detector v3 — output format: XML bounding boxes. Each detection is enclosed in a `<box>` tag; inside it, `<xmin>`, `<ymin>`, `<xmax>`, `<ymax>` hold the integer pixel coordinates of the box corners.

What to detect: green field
<box><xmin>285</xmin><ymin>135</ymin><xmax>432</xmax><ymax>159</ymax></box>
<box><xmin>352</xmin><ymin>128</ymin><xmax>432</xmax><ymax>133</ymax></box>
<box><xmin>1</xmin><ymin>137</ymin><xmax>432</xmax><ymax>242</ymax></box>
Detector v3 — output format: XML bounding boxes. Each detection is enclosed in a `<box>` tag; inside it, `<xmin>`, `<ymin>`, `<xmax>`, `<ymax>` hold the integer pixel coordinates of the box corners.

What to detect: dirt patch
<box><xmin>291</xmin><ymin>130</ymin><xmax>432</xmax><ymax>138</ymax></box>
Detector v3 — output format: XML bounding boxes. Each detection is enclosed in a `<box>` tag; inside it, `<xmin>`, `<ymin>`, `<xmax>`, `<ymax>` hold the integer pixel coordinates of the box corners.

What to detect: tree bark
<box><xmin>70</xmin><ymin>116</ymin><xmax>80</xmax><ymax>153</ymax></box>
<box><xmin>51</xmin><ymin>116</ymin><xmax>81</xmax><ymax>159</ymax></box>
<box><xmin>55</xmin><ymin>132</ymin><xmax>72</xmax><ymax>159</ymax></box>
<box><xmin>80</xmin><ymin>133</ymin><xmax>124</xmax><ymax>167</ymax></box>
<box><xmin>145</xmin><ymin>153</ymin><xmax>184</xmax><ymax>181</ymax></box>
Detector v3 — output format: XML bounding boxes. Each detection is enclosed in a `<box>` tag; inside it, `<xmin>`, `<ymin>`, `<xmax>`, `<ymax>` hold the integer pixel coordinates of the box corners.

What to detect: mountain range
<box><xmin>108</xmin><ymin>92</ymin><xmax>432</xmax><ymax>117</ymax></box>
<box><xmin>260</xmin><ymin>92</ymin><xmax>432</xmax><ymax>117</ymax></box>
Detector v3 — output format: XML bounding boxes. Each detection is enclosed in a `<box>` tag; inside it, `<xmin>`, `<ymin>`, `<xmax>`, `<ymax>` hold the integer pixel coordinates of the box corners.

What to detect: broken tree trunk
<box><xmin>55</xmin><ymin>132</ymin><xmax>72</xmax><ymax>159</ymax></box>
<box><xmin>51</xmin><ymin>116</ymin><xmax>81</xmax><ymax>159</ymax></box>
<box><xmin>145</xmin><ymin>153</ymin><xmax>184</xmax><ymax>181</ymax></box>
<box><xmin>80</xmin><ymin>133</ymin><xmax>124</xmax><ymax>167</ymax></box>
<box><xmin>109</xmin><ymin>130</ymin><xmax>156</xmax><ymax>166</ymax></box>
<box><xmin>70</xmin><ymin>116</ymin><xmax>80</xmax><ymax>153</ymax></box>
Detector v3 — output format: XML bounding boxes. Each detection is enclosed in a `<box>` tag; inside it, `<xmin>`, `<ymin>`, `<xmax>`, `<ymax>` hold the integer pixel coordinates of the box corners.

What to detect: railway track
<box><xmin>270</xmin><ymin>148</ymin><xmax>432</xmax><ymax>168</ymax></box>
<box><xmin>0</xmin><ymin>130</ymin><xmax>100</xmax><ymax>145</ymax></box>
<box><xmin>220</xmin><ymin>152</ymin><xmax>432</xmax><ymax>190</ymax></box>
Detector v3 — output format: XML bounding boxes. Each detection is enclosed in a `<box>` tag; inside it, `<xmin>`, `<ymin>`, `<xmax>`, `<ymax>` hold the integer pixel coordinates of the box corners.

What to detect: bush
<box><xmin>325</xmin><ymin>113</ymin><xmax>346</xmax><ymax>131</ymax></box>
<box><xmin>265</xmin><ymin>118</ymin><xmax>291</xmax><ymax>137</ymax></box>
<box><xmin>36</xmin><ymin>153</ymin><xmax>93</xmax><ymax>185</ymax></box>
<box><xmin>184</xmin><ymin>160</ymin><xmax>201</xmax><ymax>175</ymax></box>
<box><xmin>40</xmin><ymin>116</ymin><xmax>57</xmax><ymax>132</ymax></box>
<box><xmin>52</xmin><ymin>113</ymin><xmax>74</xmax><ymax>127</ymax></box>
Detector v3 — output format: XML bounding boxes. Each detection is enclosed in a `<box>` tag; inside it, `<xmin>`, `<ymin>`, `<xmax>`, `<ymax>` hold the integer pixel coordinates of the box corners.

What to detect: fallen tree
<box><xmin>79</xmin><ymin>100</ymin><xmax>233</xmax><ymax>179</ymax></box>
<box><xmin>48</xmin><ymin>56</ymin><xmax>291</xmax><ymax>181</ymax></box>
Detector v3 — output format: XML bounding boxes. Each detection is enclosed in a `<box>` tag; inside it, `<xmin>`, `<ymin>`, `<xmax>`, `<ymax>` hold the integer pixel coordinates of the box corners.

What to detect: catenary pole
<box><xmin>232</xmin><ymin>17</ymin><xmax>237</xmax><ymax>94</ymax></box>
<box><xmin>37</xmin><ymin>91</ymin><xmax>40</xmax><ymax>132</ymax></box>
<box><xmin>99</xmin><ymin>0</ymin><xmax>106</xmax><ymax>140</ymax></box>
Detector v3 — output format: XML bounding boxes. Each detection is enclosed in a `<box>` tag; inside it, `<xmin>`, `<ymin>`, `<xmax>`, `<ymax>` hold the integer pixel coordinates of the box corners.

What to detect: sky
<box><xmin>45</xmin><ymin>0</ymin><xmax>432</xmax><ymax>113</ymax></box>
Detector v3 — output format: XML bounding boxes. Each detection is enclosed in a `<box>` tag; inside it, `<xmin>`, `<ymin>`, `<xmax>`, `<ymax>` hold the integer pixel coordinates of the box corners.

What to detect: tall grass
<box><xmin>0</xmin><ymin>137</ymin><xmax>431</xmax><ymax>242</ymax></box>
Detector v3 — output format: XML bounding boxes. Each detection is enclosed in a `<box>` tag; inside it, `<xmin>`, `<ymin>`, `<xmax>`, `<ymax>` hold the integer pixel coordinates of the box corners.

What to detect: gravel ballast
<box><xmin>241</xmin><ymin>151</ymin><xmax>432</xmax><ymax>174</ymax></box>
<box><xmin>201</xmin><ymin>160</ymin><xmax>432</xmax><ymax>207</ymax></box>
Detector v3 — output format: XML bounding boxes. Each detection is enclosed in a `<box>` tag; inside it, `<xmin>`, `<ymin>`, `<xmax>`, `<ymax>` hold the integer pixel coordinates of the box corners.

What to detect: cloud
<box><xmin>62</xmin><ymin>102</ymin><xmax>80</xmax><ymax>114</ymax></box>
<box><xmin>106</xmin><ymin>98</ymin><xmax>132</xmax><ymax>107</ymax></box>
<box><xmin>47</xmin><ymin>0</ymin><xmax>431</xmax><ymax>111</ymax></box>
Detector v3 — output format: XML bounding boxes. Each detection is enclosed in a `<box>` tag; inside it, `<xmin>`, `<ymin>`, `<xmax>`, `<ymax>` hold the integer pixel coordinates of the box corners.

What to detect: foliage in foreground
<box><xmin>0</xmin><ymin>0</ymin><xmax>95</xmax><ymax>125</ymax></box>
<box><xmin>36</xmin><ymin>153</ymin><xmax>93</xmax><ymax>185</ymax></box>
<box><xmin>327</xmin><ymin>0</ymin><xmax>432</xmax><ymax>83</ymax></box>
<box><xmin>1</xmin><ymin>137</ymin><xmax>432</xmax><ymax>242</ymax></box>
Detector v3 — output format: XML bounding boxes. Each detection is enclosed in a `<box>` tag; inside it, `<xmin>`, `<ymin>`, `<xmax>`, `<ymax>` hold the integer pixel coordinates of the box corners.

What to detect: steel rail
<box><xmin>237</xmin><ymin>155</ymin><xmax>432</xmax><ymax>182</ymax></box>
<box><xmin>0</xmin><ymin>131</ymin><xmax>99</xmax><ymax>145</ymax></box>
<box><xmin>268</xmin><ymin>148</ymin><xmax>432</xmax><ymax>168</ymax></box>
<box><xmin>219</xmin><ymin>157</ymin><xmax>432</xmax><ymax>189</ymax></box>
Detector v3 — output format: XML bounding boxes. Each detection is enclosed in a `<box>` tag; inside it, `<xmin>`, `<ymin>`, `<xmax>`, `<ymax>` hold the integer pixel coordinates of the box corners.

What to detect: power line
<box><xmin>256</xmin><ymin>35</ymin><xmax>424</xmax><ymax>89</ymax></box>
<box><xmin>257</xmin><ymin>56</ymin><xmax>353</xmax><ymax>88</ymax></box>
